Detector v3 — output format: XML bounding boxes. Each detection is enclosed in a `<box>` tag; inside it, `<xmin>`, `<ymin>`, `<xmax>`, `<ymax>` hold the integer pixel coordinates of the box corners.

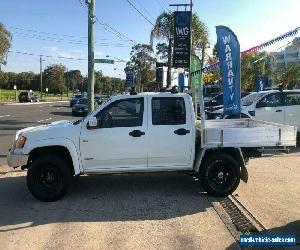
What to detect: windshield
<box><xmin>77</xmin><ymin>98</ymin><xmax>87</xmax><ymax>104</ymax></box>
<box><xmin>241</xmin><ymin>92</ymin><xmax>265</xmax><ymax>106</ymax></box>
<box><xmin>74</xmin><ymin>94</ymin><xmax>83</xmax><ymax>99</ymax></box>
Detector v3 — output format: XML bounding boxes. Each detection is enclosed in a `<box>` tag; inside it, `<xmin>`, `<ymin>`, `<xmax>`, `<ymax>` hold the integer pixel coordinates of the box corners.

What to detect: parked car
<box><xmin>94</xmin><ymin>95</ymin><xmax>103</xmax><ymax>105</ymax></box>
<box><xmin>70</xmin><ymin>93</ymin><xmax>85</xmax><ymax>107</ymax></box>
<box><xmin>202</xmin><ymin>91</ymin><xmax>251</xmax><ymax>118</ymax></box>
<box><xmin>18</xmin><ymin>91</ymin><xmax>39</xmax><ymax>103</ymax></box>
<box><xmin>72</xmin><ymin>97</ymin><xmax>88</xmax><ymax>116</ymax></box>
<box><xmin>211</xmin><ymin>90</ymin><xmax>300</xmax><ymax>132</ymax></box>
<box><xmin>7</xmin><ymin>92</ymin><xmax>296</xmax><ymax>201</ymax></box>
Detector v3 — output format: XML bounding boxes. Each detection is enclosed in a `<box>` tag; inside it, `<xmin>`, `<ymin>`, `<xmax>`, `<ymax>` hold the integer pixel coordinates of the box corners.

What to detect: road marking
<box><xmin>37</xmin><ymin>117</ymin><xmax>52</xmax><ymax>123</ymax></box>
<box><xmin>4</xmin><ymin>101</ymin><xmax>68</xmax><ymax>106</ymax></box>
<box><xmin>0</xmin><ymin>115</ymin><xmax>11</xmax><ymax>118</ymax></box>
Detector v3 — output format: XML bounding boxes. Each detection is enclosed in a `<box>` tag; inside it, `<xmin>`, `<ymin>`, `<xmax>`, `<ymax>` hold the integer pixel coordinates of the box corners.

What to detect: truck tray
<box><xmin>198</xmin><ymin>119</ymin><xmax>297</xmax><ymax>148</ymax></box>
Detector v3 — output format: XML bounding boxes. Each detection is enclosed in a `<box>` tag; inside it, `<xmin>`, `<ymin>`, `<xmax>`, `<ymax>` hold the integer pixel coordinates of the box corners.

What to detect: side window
<box><xmin>284</xmin><ymin>93</ymin><xmax>300</xmax><ymax>106</ymax></box>
<box><xmin>256</xmin><ymin>93</ymin><xmax>282</xmax><ymax>108</ymax></box>
<box><xmin>96</xmin><ymin>98</ymin><xmax>144</xmax><ymax>128</ymax></box>
<box><xmin>152</xmin><ymin>97</ymin><xmax>186</xmax><ymax>125</ymax></box>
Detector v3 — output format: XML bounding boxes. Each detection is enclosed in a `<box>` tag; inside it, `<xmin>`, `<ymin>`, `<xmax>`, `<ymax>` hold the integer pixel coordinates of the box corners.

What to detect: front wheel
<box><xmin>199</xmin><ymin>153</ymin><xmax>241</xmax><ymax>197</ymax></box>
<box><xmin>27</xmin><ymin>154</ymin><xmax>73</xmax><ymax>202</ymax></box>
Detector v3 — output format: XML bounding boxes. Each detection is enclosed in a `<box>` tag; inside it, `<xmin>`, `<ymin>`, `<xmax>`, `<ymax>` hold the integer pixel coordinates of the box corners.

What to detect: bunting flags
<box><xmin>191</xmin><ymin>27</ymin><xmax>300</xmax><ymax>75</ymax></box>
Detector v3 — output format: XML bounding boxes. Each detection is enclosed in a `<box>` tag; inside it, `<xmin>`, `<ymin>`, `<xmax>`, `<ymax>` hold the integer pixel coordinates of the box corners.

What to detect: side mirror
<box><xmin>87</xmin><ymin>117</ymin><xmax>98</xmax><ymax>129</ymax></box>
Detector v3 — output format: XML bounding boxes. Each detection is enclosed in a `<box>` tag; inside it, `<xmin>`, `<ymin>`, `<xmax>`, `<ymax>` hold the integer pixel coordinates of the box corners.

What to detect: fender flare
<box><xmin>23</xmin><ymin>138</ymin><xmax>82</xmax><ymax>175</ymax></box>
<box><xmin>194</xmin><ymin>147</ymin><xmax>248</xmax><ymax>183</ymax></box>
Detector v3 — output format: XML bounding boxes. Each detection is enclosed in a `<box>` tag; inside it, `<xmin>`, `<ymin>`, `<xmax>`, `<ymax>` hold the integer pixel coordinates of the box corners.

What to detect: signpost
<box><xmin>125</xmin><ymin>72</ymin><xmax>134</xmax><ymax>86</ymax></box>
<box><xmin>173</xmin><ymin>11</ymin><xmax>191</xmax><ymax>68</ymax></box>
<box><xmin>94</xmin><ymin>59</ymin><xmax>114</xmax><ymax>64</ymax></box>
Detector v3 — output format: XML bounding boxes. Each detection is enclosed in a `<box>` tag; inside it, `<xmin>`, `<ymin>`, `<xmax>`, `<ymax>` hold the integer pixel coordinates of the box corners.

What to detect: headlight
<box><xmin>16</xmin><ymin>135</ymin><xmax>27</xmax><ymax>148</ymax></box>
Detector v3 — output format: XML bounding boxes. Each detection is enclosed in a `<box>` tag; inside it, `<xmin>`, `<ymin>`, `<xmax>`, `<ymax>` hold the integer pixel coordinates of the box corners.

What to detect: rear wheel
<box><xmin>199</xmin><ymin>153</ymin><xmax>240</xmax><ymax>197</ymax></box>
<box><xmin>27</xmin><ymin>154</ymin><xmax>73</xmax><ymax>202</ymax></box>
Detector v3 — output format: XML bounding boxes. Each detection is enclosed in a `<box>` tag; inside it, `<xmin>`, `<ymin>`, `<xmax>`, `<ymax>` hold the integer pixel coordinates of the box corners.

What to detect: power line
<box><xmin>7</xmin><ymin>50</ymin><xmax>127</xmax><ymax>63</ymax></box>
<box><xmin>78</xmin><ymin>0</ymin><xmax>136</xmax><ymax>45</ymax></box>
<box><xmin>8</xmin><ymin>50</ymin><xmax>87</xmax><ymax>61</ymax></box>
<box><xmin>154</xmin><ymin>0</ymin><xmax>165</xmax><ymax>11</ymax></box>
<box><xmin>12</xmin><ymin>31</ymin><xmax>132</xmax><ymax>47</ymax></box>
<box><xmin>134</xmin><ymin>0</ymin><xmax>155</xmax><ymax>21</ymax></box>
<box><xmin>125</xmin><ymin>0</ymin><xmax>155</xmax><ymax>27</ymax></box>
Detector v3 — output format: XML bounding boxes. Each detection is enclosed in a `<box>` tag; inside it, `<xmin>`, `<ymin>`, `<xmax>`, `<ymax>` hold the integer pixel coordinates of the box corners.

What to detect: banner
<box><xmin>191</xmin><ymin>55</ymin><xmax>202</xmax><ymax>88</ymax></box>
<box><xmin>216</xmin><ymin>26</ymin><xmax>241</xmax><ymax>115</ymax></box>
<box><xmin>173</xmin><ymin>11</ymin><xmax>191</xmax><ymax>68</ymax></box>
<box><xmin>195</xmin><ymin>26</ymin><xmax>300</xmax><ymax>74</ymax></box>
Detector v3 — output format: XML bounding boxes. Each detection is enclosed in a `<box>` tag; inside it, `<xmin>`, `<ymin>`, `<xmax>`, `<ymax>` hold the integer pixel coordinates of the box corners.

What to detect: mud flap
<box><xmin>240</xmin><ymin>165</ymin><xmax>248</xmax><ymax>183</ymax></box>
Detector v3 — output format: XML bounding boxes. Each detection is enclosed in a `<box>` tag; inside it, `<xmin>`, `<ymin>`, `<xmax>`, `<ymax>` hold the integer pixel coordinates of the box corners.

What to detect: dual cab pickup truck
<box><xmin>7</xmin><ymin>92</ymin><xmax>297</xmax><ymax>201</ymax></box>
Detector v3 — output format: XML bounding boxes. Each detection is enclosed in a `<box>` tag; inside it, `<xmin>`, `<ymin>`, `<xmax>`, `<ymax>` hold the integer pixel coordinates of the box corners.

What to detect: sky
<box><xmin>0</xmin><ymin>0</ymin><xmax>299</xmax><ymax>79</ymax></box>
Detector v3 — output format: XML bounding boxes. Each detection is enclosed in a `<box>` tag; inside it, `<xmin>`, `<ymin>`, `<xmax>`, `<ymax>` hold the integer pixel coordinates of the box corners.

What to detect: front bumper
<box><xmin>7</xmin><ymin>151</ymin><xmax>29</xmax><ymax>168</ymax></box>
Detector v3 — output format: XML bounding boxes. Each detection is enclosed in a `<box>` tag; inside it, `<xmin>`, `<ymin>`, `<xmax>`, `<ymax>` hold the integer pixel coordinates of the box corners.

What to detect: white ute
<box><xmin>7</xmin><ymin>92</ymin><xmax>297</xmax><ymax>201</ymax></box>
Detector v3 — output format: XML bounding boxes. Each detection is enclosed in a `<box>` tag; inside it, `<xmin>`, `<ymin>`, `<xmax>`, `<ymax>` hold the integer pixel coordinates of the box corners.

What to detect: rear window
<box><xmin>19</xmin><ymin>92</ymin><xmax>28</xmax><ymax>96</ymax></box>
<box><xmin>284</xmin><ymin>93</ymin><xmax>300</xmax><ymax>106</ymax></box>
<box><xmin>152</xmin><ymin>97</ymin><xmax>186</xmax><ymax>125</ymax></box>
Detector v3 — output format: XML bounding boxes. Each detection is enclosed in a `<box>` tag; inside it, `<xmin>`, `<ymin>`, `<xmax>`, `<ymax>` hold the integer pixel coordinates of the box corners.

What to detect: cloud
<box><xmin>57</xmin><ymin>52</ymin><xmax>72</xmax><ymax>58</ymax></box>
<box><xmin>43</xmin><ymin>46</ymin><xmax>58</xmax><ymax>52</ymax></box>
<box><xmin>95</xmin><ymin>51</ymin><xmax>103</xmax><ymax>56</ymax></box>
<box><xmin>69</xmin><ymin>49</ymin><xmax>83</xmax><ymax>54</ymax></box>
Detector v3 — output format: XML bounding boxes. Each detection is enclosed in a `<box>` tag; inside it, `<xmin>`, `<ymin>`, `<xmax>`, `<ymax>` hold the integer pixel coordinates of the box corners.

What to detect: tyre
<box><xmin>199</xmin><ymin>153</ymin><xmax>241</xmax><ymax>197</ymax></box>
<box><xmin>27</xmin><ymin>154</ymin><xmax>73</xmax><ymax>202</ymax></box>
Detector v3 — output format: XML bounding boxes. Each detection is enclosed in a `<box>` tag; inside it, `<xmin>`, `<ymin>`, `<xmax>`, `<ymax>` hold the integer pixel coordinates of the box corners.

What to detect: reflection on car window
<box><xmin>96</xmin><ymin>98</ymin><xmax>144</xmax><ymax>128</ymax></box>
<box><xmin>258</xmin><ymin>93</ymin><xmax>282</xmax><ymax>108</ymax></box>
<box><xmin>285</xmin><ymin>93</ymin><xmax>300</xmax><ymax>106</ymax></box>
<box><xmin>152</xmin><ymin>97</ymin><xmax>186</xmax><ymax>125</ymax></box>
<box><xmin>77</xmin><ymin>98</ymin><xmax>87</xmax><ymax>104</ymax></box>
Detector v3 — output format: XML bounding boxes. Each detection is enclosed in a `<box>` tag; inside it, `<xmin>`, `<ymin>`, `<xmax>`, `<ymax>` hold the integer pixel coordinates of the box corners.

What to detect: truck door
<box><xmin>147</xmin><ymin>96</ymin><xmax>194</xmax><ymax>170</ymax></box>
<box><xmin>80</xmin><ymin>97</ymin><xmax>147</xmax><ymax>171</ymax></box>
<box><xmin>283</xmin><ymin>92</ymin><xmax>300</xmax><ymax>131</ymax></box>
<box><xmin>255</xmin><ymin>92</ymin><xmax>284</xmax><ymax>124</ymax></box>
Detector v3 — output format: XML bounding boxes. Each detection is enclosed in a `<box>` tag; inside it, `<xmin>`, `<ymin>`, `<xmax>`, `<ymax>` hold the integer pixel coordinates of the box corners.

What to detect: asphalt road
<box><xmin>0</xmin><ymin>101</ymin><xmax>76</xmax><ymax>165</ymax></box>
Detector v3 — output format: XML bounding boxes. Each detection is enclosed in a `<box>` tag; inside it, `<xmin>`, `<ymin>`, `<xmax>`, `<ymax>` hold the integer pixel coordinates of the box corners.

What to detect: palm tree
<box><xmin>151</xmin><ymin>12</ymin><xmax>209</xmax><ymax>88</ymax></box>
<box><xmin>150</xmin><ymin>12</ymin><xmax>174</xmax><ymax>88</ymax></box>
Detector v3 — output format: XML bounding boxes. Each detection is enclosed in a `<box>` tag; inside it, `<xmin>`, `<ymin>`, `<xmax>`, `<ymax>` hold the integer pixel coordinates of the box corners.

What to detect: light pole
<box><xmin>40</xmin><ymin>56</ymin><xmax>45</xmax><ymax>100</ymax></box>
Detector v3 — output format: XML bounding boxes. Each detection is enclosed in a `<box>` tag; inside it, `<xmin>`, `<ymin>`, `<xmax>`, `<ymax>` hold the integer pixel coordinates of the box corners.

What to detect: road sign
<box><xmin>126</xmin><ymin>72</ymin><xmax>134</xmax><ymax>86</ymax></box>
<box><xmin>94</xmin><ymin>59</ymin><xmax>114</xmax><ymax>64</ymax></box>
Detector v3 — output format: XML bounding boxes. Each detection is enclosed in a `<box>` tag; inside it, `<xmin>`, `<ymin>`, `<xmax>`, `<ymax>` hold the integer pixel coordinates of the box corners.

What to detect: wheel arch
<box><xmin>195</xmin><ymin>147</ymin><xmax>248</xmax><ymax>183</ymax></box>
<box><xmin>25</xmin><ymin>139</ymin><xmax>82</xmax><ymax>175</ymax></box>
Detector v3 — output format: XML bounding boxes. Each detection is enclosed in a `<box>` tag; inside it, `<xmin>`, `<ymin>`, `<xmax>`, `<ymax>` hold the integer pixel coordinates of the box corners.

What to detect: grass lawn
<box><xmin>0</xmin><ymin>89</ymin><xmax>70</xmax><ymax>102</ymax></box>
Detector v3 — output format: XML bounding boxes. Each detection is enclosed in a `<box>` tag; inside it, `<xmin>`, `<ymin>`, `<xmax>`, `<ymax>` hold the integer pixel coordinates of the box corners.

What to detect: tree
<box><xmin>275</xmin><ymin>64</ymin><xmax>300</xmax><ymax>89</ymax></box>
<box><xmin>126</xmin><ymin>43</ymin><xmax>156</xmax><ymax>91</ymax></box>
<box><xmin>43</xmin><ymin>64</ymin><xmax>67</xmax><ymax>94</ymax></box>
<box><xmin>156</xmin><ymin>42</ymin><xmax>168</xmax><ymax>61</ymax></box>
<box><xmin>94</xmin><ymin>70</ymin><xmax>103</xmax><ymax>94</ymax></box>
<box><xmin>151</xmin><ymin>12</ymin><xmax>209</xmax><ymax>88</ymax></box>
<box><xmin>0</xmin><ymin>23</ymin><xmax>12</xmax><ymax>67</ymax></box>
<box><xmin>65</xmin><ymin>70</ymin><xmax>83</xmax><ymax>91</ymax></box>
<box><xmin>150</xmin><ymin>12</ymin><xmax>174</xmax><ymax>87</ymax></box>
<box><xmin>241</xmin><ymin>52</ymin><xmax>272</xmax><ymax>91</ymax></box>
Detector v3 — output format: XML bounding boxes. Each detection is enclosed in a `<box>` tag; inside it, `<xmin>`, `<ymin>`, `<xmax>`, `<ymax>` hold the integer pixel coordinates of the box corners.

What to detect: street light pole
<box><xmin>87</xmin><ymin>0</ymin><xmax>95</xmax><ymax>113</ymax></box>
<box><xmin>40</xmin><ymin>56</ymin><xmax>44</xmax><ymax>100</ymax></box>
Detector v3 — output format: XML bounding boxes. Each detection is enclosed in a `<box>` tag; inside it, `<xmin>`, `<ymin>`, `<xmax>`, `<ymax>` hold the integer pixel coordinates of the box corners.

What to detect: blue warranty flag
<box><xmin>216</xmin><ymin>26</ymin><xmax>241</xmax><ymax>115</ymax></box>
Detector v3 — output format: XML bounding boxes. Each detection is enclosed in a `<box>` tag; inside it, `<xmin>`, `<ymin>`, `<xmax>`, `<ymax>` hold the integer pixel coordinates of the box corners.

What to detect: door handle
<box><xmin>275</xmin><ymin>110</ymin><xmax>283</xmax><ymax>112</ymax></box>
<box><xmin>129</xmin><ymin>130</ymin><xmax>145</xmax><ymax>137</ymax></box>
<box><xmin>174</xmin><ymin>128</ymin><xmax>190</xmax><ymax>135</ymax></box>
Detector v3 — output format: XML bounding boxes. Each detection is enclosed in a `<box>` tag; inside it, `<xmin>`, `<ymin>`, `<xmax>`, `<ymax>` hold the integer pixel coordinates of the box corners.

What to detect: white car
<box><xmin>212</xmin><ymin>90</ymin><xmax>300</xmax><ymax>132</ymax></box>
